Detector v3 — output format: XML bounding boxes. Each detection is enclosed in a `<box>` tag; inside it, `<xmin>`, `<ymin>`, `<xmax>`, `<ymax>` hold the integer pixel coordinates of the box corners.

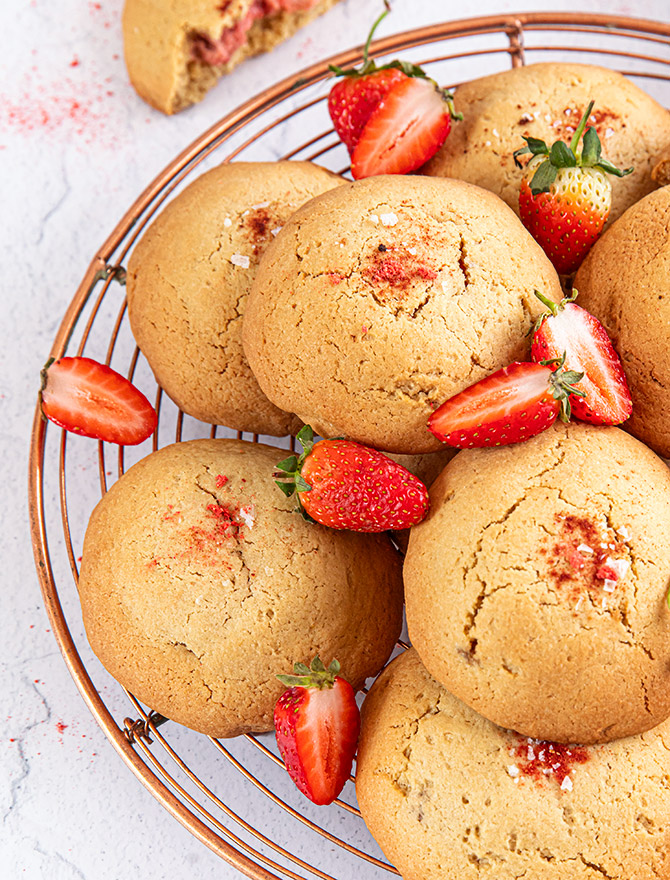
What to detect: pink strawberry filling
<box><xmin>192</xmin><ymin>0</ymin><xmax>321</xmax><ymax>67</ymax></box>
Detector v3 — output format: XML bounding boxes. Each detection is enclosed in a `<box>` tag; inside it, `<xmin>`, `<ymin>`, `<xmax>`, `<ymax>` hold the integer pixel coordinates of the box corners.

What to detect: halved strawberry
<box><xmin>327</xmin><ymin>2</ymin><xmax>459</xmax><ymax>171</ymax></box>
<box><xmin>428</xmin><ymin>360</ymin><xmax>585</xmax><ymax>448</ymax></box>
<box><xmin>274</xmin><ymin>425</ymin><xmax>429</xmax><ymax>531</ymax></box>
<box><xmin>40</xmin><ymin>356</ymin><xmax>157</xmax><ymax>445</ymax></box>
<box><xmin>531</xmin><ymin>289</ymin><xmax>632</xmax><ymax>425</ymax></box>
<box><xmin>351</xmin><ymin>76</ymin><xmax>455</xmax><ymax>179</ymax></box>
<box><xmin>328</xmin><ymin>67</ymin><xmax>409</xmax><ymax>155</ymax></box>
<box><xmin>274</xmin><ymin>657</ymin><xmax>360</xmax><ymax>806</ymax></box>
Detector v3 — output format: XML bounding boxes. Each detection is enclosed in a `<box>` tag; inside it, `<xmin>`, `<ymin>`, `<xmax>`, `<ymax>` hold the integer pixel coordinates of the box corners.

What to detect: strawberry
<box><xmin>40</xmin><ymin>356</ymin><xmax>157</xmax><ymax>445</ymax></box>
<box><xmin>328</xmin><ymin>67</ymin><xmax>408</xmax><ymax>155</ymax></box>
<box><xmin>274</xmin><ymin>657</ymin><xmax>360</xmax><ymax>806</ymax></box>
<box><xmin>531</xmin><ymin>289</ymin><xmax>632</xmax><ymax>425</ymax></box>
<box><xmin>327</xmin><ymin>2</ymin><xmax>459</xmax><ymax>174</ymax></box>
<box><xmin>428</xmin><ymin>359</ymin><xmax>585</xmax><ymax>448</ymax></box>
<box><xmin>513</xmin><ymin>100</ymin><xmax>633</xmax><ymax>274</ymax></box>
<box><xmin>274</xmin><ymin>425</ymin><xmax>429</xmax><ymax>531</ymax></box>
<box><xmin>351</xmin><ymin>76</ymin><xmax>456</xmax><ymax>179</ymax></box>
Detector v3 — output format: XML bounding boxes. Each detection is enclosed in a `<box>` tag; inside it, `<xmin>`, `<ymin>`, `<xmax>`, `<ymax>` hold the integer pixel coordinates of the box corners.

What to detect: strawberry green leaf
<box><xmin>550</xmin><ymin>140</ymin><xmax>577</xmax><ymax>168</ymax></box>
<box><xmin>524</xmin><ymin>135</ymin><xmax>550</xmax><ymax>155</ymax></box>
<box><xmin>275</xmin><ymin>480</ymin><xmax>295</xmax><ymax>497</ymax></box>
<box><xmin>276</xmin><ymin>455</ymin><xmax>298</xmax><ymax>473</ymax></box>
<box><xmin>581</xmin><ymin>126</ymin><xmax>602</xmax><ymax>166</ymax></box>
<box><xmin>295</xmin><ymin>474</ymin><xmax>313</xmax><ymax>493</ymax></box>
<box><xmin>595</xmin><ymin>157</ymin><xmax>634</xmax><ymax>178</ymax></box>
<box><xmin>296</xmin><ymin>424</ymin><xmax>315</xmax><ymax>451</ymax></box>
<box><xmin>385</xmin><ymin>59</ymin><xmax>428</xmax><ymax>78</ymax></box>
<box><xmin>513</xmin><ymin>136</ymin><xmax>549</xmax><ymax>168</ymax></box>
<box><xmin>529</xmin><ymin>159</ymin><xmax>558</xmax><ymax>195</ymax></box>
<box><xmin>311</xmin><ymin>656</ymin><xmax>326</xmax><ymax>673</ymax></box>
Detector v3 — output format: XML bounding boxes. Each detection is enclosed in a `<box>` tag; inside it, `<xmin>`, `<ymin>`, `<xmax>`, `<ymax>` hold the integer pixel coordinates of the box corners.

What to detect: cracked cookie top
<box><xmin>575</xmin><ymin>184</ymin><xmax>670</xmax><ymax>458</ymax></box>
<box><xmin>126</xmin><ymin>160</ymin><xmax>343</xmax><ymax>436</ymax></box>
<box><xmin>422</xmin><ymin>62</ymin><xmax>670</xmax><ymax>225</ymax></box>
<box><xmin>404</xmin><ymin>421</ymin><xmax>670</xmax><ymax>744</ymax></box>
<box><xmin>356</xmin><ymin>648</ymin><xmax>670</xmax><ymax>880</ymax></box>
<box><xmin>242</xmin><ymin>174</ymin><xmax>562</xmax><ymax>453</ymax></box>
<box><xmin>78</xmin><ymin>438</ymin><xmax>403</xmax><ymax>737</ymax></box>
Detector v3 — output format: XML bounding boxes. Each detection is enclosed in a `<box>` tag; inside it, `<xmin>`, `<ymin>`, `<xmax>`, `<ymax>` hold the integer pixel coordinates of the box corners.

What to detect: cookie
<box><xmin>423</xmin><ymin>62</ymin><xmax>670</xmax><ymax>224</ymax></box>
<box><xmin>574</xmin><ymin>185</ymin><xmax>670</xmax><ymax>457</ymax></box>
<box><xmin>242</xmin><ymin>174</ymin><xmax>562</xmax><ymax>454</ymax></box>
<box><xmin>127</xmin><ymin>161</ymin><xmax>343</xmax><ymax>436</ymax></box>
<box><xmin>404</xmin><ymin>421</ymin><xmax>670</xmax><ymax>744</ymax></box>
<box><xmin>356</xmin><ymin>648</ymin><xmax>670</xmax><ymax>880</ymax></box>
<box><xmin>78</xmin><ymin>438</ymin><xmax>403</xmax><ymax>737</ymax></box>
<box><xmin>122</xmin><ymin>0</ymin><xmax>342</xmax><ymax>114</ymax></box>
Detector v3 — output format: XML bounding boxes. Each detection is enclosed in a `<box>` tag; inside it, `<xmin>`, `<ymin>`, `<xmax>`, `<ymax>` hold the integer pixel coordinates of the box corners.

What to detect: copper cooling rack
<box><xmin>29</xmin><ymin>12</ymin><xmax>670</xmax><ymax>880</ymax></box>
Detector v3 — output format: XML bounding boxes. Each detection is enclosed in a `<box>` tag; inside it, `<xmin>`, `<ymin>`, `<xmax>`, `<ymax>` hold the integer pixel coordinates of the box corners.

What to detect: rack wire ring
<box><xmin>29</xmin><ymin>12</ymin><xmax>670</xmax><ymax>880</ymax></box>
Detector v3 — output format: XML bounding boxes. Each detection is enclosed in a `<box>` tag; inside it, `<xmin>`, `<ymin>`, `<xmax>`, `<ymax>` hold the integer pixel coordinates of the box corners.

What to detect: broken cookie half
<box><xmin>122</xmin><ymin>0</ymin><xmax>342</xmax><ymax>115</ymax></box>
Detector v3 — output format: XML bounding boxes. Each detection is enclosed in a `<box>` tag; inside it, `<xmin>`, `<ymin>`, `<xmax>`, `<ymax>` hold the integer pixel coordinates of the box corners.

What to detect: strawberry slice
<box><xmin>274</xmin><ymin>657</ymin><xmax>360</xmax><ymax>806</ymax></box>
<box><xmin>530</xmin><ymin>290</ymin><xmax>632</xmax><ymax>425</ymax></box>
<box><xmin>40</xmin><ymin>356</ymin><xmax>157</xmax><ymax>445</ymax></box>
<box><xmin>351</xmin><ymin>76</ymin><xmax>454</xmax><ymax>179</ymax></box>
<box><xmin>428</xmin><ymin>360</ymin><xmax>585</xmax><ymax>448</ymax></box>
<box><xmin>274</xmin><ymin>426</ymin><xmax>429</xmax><ymax>531</ymax></box>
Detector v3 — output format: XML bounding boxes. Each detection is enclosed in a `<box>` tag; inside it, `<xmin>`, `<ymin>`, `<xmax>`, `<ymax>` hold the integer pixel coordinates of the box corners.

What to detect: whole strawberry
<box><xmin>531</xmin><ymin>289</ymin><xmax>632</xmax><ymax>425</ymax></box>
<box><xmin>274</xmin><ymin>657</ymin><xmax>360</xmax><ymax>806</ymax></box>
<box><xmin>327</xmin><ymin>2</ymin><xmax>460</xmax><ymax>178</ymax></box>
<box><xmin>428</xmin><ymin>358</ymin><xmax>585</xmax><ymax>448</ymax></box>
<box><xmin>513</xmin><ymin>100</ymin><xmax>633</xmax><ymax>274</ymax></box>
<box><xmin>274</xmin><ymin>425</ymin><xmax>429</xmax><ymax>531</ymax></box>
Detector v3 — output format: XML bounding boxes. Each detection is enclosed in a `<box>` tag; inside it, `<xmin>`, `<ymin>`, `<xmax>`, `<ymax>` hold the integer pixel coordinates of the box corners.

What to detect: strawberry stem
<box><xmin>277</xmin><ymin>656</ymin><xmax>341</xmax><ymax>689</ymax></box>
<box><xmin>543</xmin><ymin>352</ymin><xmax>586</xmax><ymax>422</ymax></box>
<box><xmin>534</xmin><ymin>289</ymin><xmax>560</xmax><ymax>316</ymax></box>
<box><xmin>274</xmin><ymin>425</ymin><xmax>317</xmax><ymax>503</ymax></box>
<box><xmin>569</xmin><ymin>100</ymin><xmax>595</xmax><ymax>155</ymax></box>
<box><xmin>362</xmin><ymin>2</ymin><xmax>391</xmax><ymax>72</ymax></box>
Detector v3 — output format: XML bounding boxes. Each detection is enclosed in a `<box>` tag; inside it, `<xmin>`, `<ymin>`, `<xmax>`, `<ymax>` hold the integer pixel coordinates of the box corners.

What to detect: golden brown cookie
<box><xmin>423</xmin><ymin>62</ymin><xmax>670</xmax><ymax>224</ymax></box>
<box><xmin>127</xmin><ymin>161</ymin><xmax>343</xmax><ymax>436</ymax></box>
<box><xmin>356</xmin><ymin>648</ymin><xmax>670</xmax><ymax>880</ymax></box>
<box><xmin>242</xmin><ymin>174</ymin><xmax>562</xmax><ymax>454</ymax></box>
<box><xmin>574</xmin><ymin>185</ymin><xmax>670</xmax><ymax>458</ymax></box>
<box><xmin>122</xmin><ymin>0</ymin><xmax>342</xmax><ymax>114</ymax></box>
<box><xmin>404</xmin><ymin>422</ymin><xmax>670</xmax><ymax>744</ymax></box>
<box><xmin>78</xmin><ymin>438</ymin><xmax>403</xmax><ymax>737</ymax></box>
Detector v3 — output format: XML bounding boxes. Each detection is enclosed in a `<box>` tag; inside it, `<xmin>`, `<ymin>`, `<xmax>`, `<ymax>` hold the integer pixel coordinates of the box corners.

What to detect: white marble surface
<box><xmin>4</xmin><ymin>0</ymin><xmax>670</xmax><ymax>878</ymax></box>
